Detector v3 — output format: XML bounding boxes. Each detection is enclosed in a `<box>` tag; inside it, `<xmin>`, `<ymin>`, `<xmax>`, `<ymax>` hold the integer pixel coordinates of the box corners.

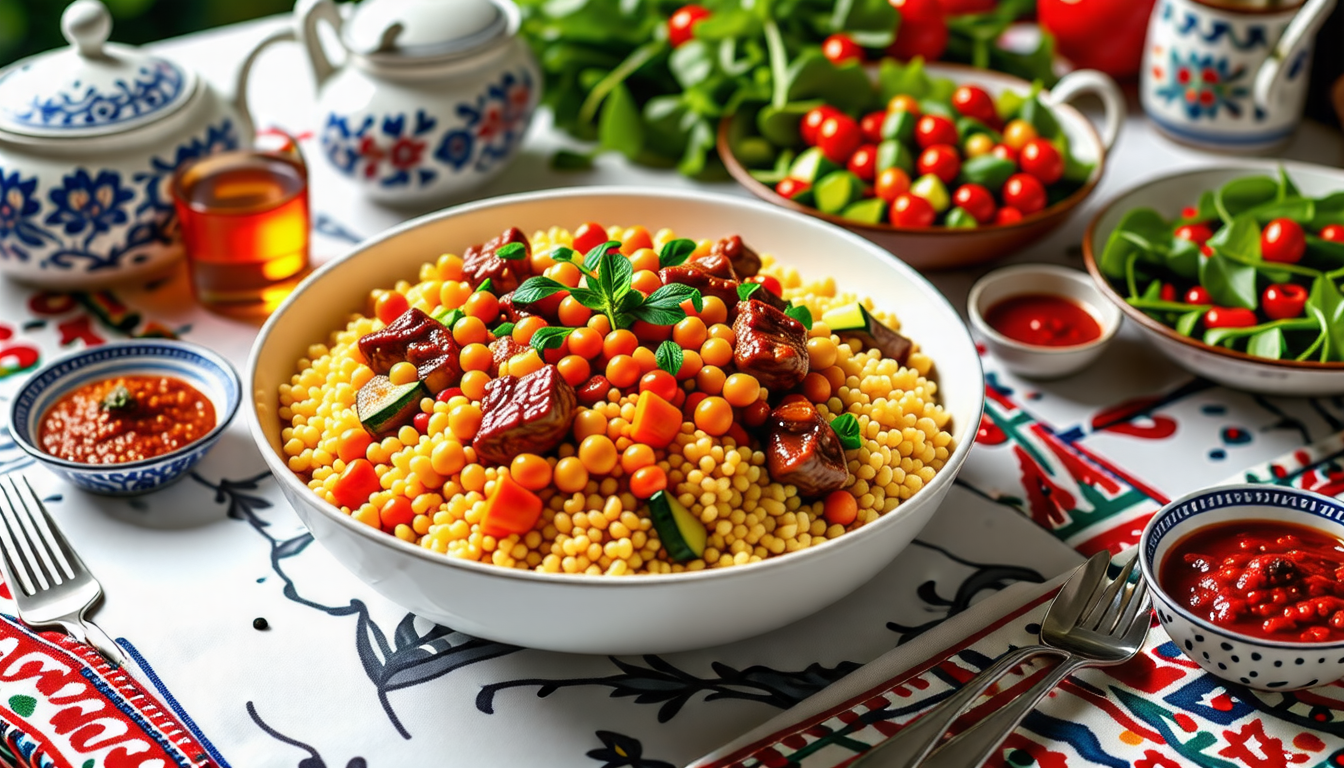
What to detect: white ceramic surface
<box><xmin>1083</xmin><ymin>160</ymin><xmax>1344</xmax><ymax>396</ymax></box>
<box><xmin>1139</xmin><ymin>483</ymin><xmax>1344</xmax><ymax>691</ymax></box>
<box><xmin>298</xmin><ymin>0</ymin><xmax>540</xmax><ymax>206</ymax></box>
<box><xmin>967</xmin><ymin>264</ymin><xmax>1122</xmax><ymax>380</ymax></box>
<box><xmin>245</xmin><ymin>187</ymin><xmax>985</xmax><ymax>654</ymax></box>
<box><xmin>1139</xmin><ymin>0</ymin><xmax>1335</xmax><ymax>152</ymax></box>
<box><xmin>0</xmin><ymin>0</ymin><xmax>285</xmax><ymax>289</ymax></box>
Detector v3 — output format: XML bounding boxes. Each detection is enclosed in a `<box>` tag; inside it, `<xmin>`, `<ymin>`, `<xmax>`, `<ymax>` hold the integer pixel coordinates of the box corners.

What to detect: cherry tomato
<box><xmin>1261</xmin><ymin>218</ymin><xmax>1306</xmax><ymax>264</ymax></box>
<box><xmin>667</xmin><ymin>4</ymin><xmax>711</xmax><ymax>48</ymax></box>
<box><xmin>1321</xmin><ymin>224</ymin><xmax>1344</xmax><ymax>243</ymax></box>
<box><xmin>639</xmin><ymin>369</ymin><xmax>680</xmax><ymax>401</ymax></box>
<box><xmin>940</xmin><ymin>0</ymin><xmax>995</xmax><ymax>12</ymax></box>
<box><xmin>875</xmin><ymin>167</ymin><xmax>912</xmax><ymax>202</ymax></box>
<box><xmin>746</xmin><ymin>274</ymin><xmax>783</xmax><ymax>297</ymax></box>
<box><xmin>1203</xmin><ymin>306</ymin><xmax>1257</xmax><ymax>329</ymax></box>
<box><xmin>1180</xmin><ymin>206</ymin><xmax>1200</xmax><ymax>219</ymax></box>
<box><xmin>775</xmin><ymin>178</ymin><xmax>810</xmax><ymax>200</ymax></box>
<box><xmin>916</xmin><ymin>144</ymin><xmax>960</xmax><ymax>183</ymax></box>
<box><xmin>1200</xmin><ymin>244</ymin><xmax>1215</xmax><ymax>258</ymax></box>
<box><xmin>816</xmin><ymin>114</ymin><xmax>862</xmax><ymax>165</ymax></box>
<box><xmin>913</xmin><ymin>114</ymin><xmax>958</xmax><ymax>150</ymax></box>
<box><xmin>374</xmin><ymin>291</ymin><xmax>409</xmax><ymax>325</ymax></box>
<box><xmin>860</xmin><ymin>111</ymin><xmax>887</xmax><ymax>143</ymax></box>
<box><xmin>887</xmin><ymin>94</ymin><xmax>921</xmax><ymax>115</ymax></box>
<box><xmin>822</xmin><ymin>33</ymin><xmax>865</xmax><ymax>65</ymax></box>
<box><xmin>572</xmin><ymin>222</ymin><xmax>608</xmax><ymax>255</ymax></box>
<box><xmin>847</xmin><ymin>143</ymin><xmax>879</xmax><ymax>182</ymax></box>
<box><xmin>1018</xmin><ymin>139</ymin><xmax>1063</xmax><ymax>185</ymax></box>
<box><xmin>1002</xmin><ymin>120</ymin><xmax>1038</xmax><ymax>150</ymax></box>
<box><xmin>990</xmin><ymin>143</ymin><xmax>1018</xmax><ymax>165</ymax></box>
<box><xmin>951</xmin><ymin>85</ymin><xmax>996</xmax><ymax>125</ymax></box>
<box><xmin>952</xmin><ymin>183</ymin><xmax>995</xmax><ymax>224</ymax></box>
<box><xmin>993</xmin><ymin>206</ymin><xmax>1023</xmax><ymax>225</ymax></box>
<box><xmin>1185</xmin><ymin>286</ymin><xmax>1211</xmax><ymax>305</ymax></box>
<box><xmin>1160</xmin><ymin>283</ymin><xmax>1177</xmax><ymax>302</ymax></box>
<box><xmin>630</xmin><ymin>466</ymin><xmax>668</xmax><ymax>499</ymax></box>
<box><xmin>1001</xmin><ymin>173</ymin><xmax>1047</xmax><ymax>215</ymax></box>
<box><xmin>1263</xmin><ymin>283</ymin><xmax>1309</xmax><ymax>320</ymax></box>
<box><xmin>886</xmin><ymin>0</ymin><xmax>948</xmax><ymax>61</ymax></box>
<box><xmin>800</xmin><ymin>105</ymin><xmax>843</xmax><ymax>146</ymax></box>
<box><xmin>412</xmin><ymin>412</ymin><xmax>430</xmax><ymax>435</ymax></box>
<box><xmin>1038</xmin><ymin>0</ymin><xmax>1155</xmax><ymax>78</ymax></box>
<box><xmin>890</xmin><ymin>194</ymin><xmax>936</xmax><ymax>228</ymax></box>
<box><xmin>1175</xmin><ymin>223</ymin><xmax>1214</xmax><ymax>245</ymax></box>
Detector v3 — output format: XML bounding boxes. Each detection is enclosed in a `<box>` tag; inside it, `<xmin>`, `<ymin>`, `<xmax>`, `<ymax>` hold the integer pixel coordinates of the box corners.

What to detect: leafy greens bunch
<box><xmin>516</xmin><ymin>0</ymin><xmax>1049</xmax><ymax>178</ymax></box>
<box><xmin>1099</xmin><ymin>170</ymin><xmax>1344</xmax><ymax>363</ymax></box>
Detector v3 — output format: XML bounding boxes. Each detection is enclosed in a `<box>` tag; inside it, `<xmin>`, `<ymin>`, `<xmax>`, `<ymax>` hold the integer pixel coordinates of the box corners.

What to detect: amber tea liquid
<box><xmin>173</xmin><ymin>150</ymin><xmax>309</xmax><ymax>316</ymax></box>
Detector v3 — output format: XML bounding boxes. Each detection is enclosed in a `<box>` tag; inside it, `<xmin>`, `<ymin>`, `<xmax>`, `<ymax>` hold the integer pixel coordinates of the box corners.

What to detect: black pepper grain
<box><xmin>253</xmin><ymin>617</ymin><xmax>269</xmax><ymax>630</ymax></box>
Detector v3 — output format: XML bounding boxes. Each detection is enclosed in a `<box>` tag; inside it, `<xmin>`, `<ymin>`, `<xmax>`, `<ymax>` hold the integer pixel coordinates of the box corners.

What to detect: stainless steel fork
<box><xmin>0</xmin><ymin>475</ymin><xmax>125</xmax><ymax>667</ymax></box>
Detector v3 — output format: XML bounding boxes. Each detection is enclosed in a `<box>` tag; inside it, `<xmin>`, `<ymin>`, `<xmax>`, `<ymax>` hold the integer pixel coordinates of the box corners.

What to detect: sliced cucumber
<box><xmin>881</xmin><ymin>110</ymin><xmax>916</xmax><ymax>143</ymax></box>
<box><xmin>876</xmin><ymin>139</ymin><xmax>915</xmax><ymax>175</ymax></box>
<box><xmin>649</xmin><ymin>490</ymin><xmax>707</xmax><ymax>563</ymax></box>
<box><xmin>945</xmin><ymin>206</ymin><xmax>978</xmax><ymax>229</ymax></box>
<box><xmin>814</xmin><ymin>171</ymin><xmax>864</xmax><ymax>214</ymax></box>
<box><xmin>820</xmin><ymin>302</ymin><xmax>913</xmax><ymax>364</ymax></box>
<box><xmin>910</xmin><ymin>173</ymin><xmax>950</xmax><ymax>212</ymax></box>
<box><xmin>788</xmin><ymin>146</ymin><xmax>840</xmax><ymax>184</ymax></box>
<box><xmin>356</xmin><ymin>375</ymin><xmax>427</xmax><ymax>438</ymax></box>
<box><xmin>842</xmin><ymin>197</ymin><xmax>887</xmax><ymax>224</ymax></box>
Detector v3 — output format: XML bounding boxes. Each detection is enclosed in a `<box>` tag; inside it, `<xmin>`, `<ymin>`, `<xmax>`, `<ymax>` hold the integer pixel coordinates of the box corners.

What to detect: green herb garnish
<box><xmin>829</xmin><ymin>413</ymin><xmax>861</xmax><ymax>450</ymax></box>
<box><xmin>737</xmin><ymin>282</ymin><xmax>761</xmax><ymax>302</ymax></box>
<box><xmin>655</xmin><ymin>340</ymin><xmax>684</xmax><ymax>376</ymax></box>
<box><xmin>492</xmin><ymin>321</ymin><xmax>516</xmax><ymax>337</ymax></box>
<box><xmin>658</xmin><ymin>239</ymin><xmax>697</xmax><ymax>268</ymax></box>
<box><xmin>496</xmin><ymin>242</ymin><xmax>527</xmax><ymax>261</ymax></box>
<box><xmin>785</xmin><ymin>305</ymin><xmax>813</xmax><ymax>329</ymax></box>
<box><xmin>101</xmin><ymin>384</ymin><xmax>134</xmax><ymax>412</ymax></box>
<box><xmin>530</xmin><ymin>326</ymin><xmax>575</xmax><ymax>352</ymax></box>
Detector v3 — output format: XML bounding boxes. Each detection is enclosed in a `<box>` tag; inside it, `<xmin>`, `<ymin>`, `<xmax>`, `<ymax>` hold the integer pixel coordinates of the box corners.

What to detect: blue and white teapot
<box><xmin>297</xmin><ymin>0</ymin><xmax>540</xmax><ymax>206</ymax></box>
<box><xmin>0</xmin><ymin>0</ymin><xmax>285</xmax><ymax>289</ymax></box>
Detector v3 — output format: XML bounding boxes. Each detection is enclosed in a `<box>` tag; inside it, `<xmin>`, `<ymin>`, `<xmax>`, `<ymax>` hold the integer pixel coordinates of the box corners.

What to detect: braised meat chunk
<box><xmin>711</xmin><ymin>235</ymin><xmax>762</xmax><ymax>278</ymax></box>
<box><xmin>688</xmin><ymin>252</ymin><xmax>738</xmax><ymax>280</ymax></box>
<box><xmin>767</xmin><ymin>400</ymin><xmax>849</xmax><ymax>497</ymax></box>
<box><xmin>474</xmin><ymin>365</ymin><xmax>578</xmax><ymax>465</ymax></box>
<box><xmin>463</xmin><ymin>227</ymin><xmax>533</xmax><ymax>293</ymax></box>
<box><xmin>357</xmin><ymin>307</ymin><xmax>461</xmax><ymax>392</ymax></box>
<box><xmin>659</xmin><ymin>263</ymin><xmax>739</xmax><ymax>308</ymax></box>
<box><xmin>733</xmin><ymin>299</ymin><xmax>809</xmax><ymax>391</ymax></box>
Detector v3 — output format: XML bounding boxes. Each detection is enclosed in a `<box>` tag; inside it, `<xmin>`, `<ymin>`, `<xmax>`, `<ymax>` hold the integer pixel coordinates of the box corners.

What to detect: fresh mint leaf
<box><xmin>548</xmin><ymin>246</ymin><xmax>577</xmax><ymax>263</ymax></box>
<box><xmin>631</xmin><ymin>304</ymin><xmax>686</xmax><ymax>326</ymax></box>
<box><xmin>829</xmin><ymin>413</ymin><xmax>862</xmax><ymax>450</ymax></box>
<box><xmin>567</xmin><ymin>286</ymin><xmax>607</xmax><ymax>312</ymax></box>
<box><xmin>475</xmin><ymin>278</ymin><xmax>493</xmax><ymax>294</ymax></box>
<box><xmin>492</xmin><ymin>322</ymin><xmax>515</xmax><ymax>337</ymax></box>
<box><xmin>659</xmin><ymin>238</ymin><xmax>697</xmax><ymax>268</ymax></box>
<box><xmin>737</xmin><ymin>282</ymin><xmax>762</xmax><ymax>301</ymax></box>
<box><xmin>583</xmin><ymin>240</ymin><xmax>621</xmax><ymax>273</ymax></box>
<box><xmin>644</xmin><ymin>283</ymin><xmax>703</xmax><ymax>312</ymax></box>
<box><xmin>496</xmin><ymin>242</ymin><xmax>527</xmax><ymax>261</ymax></box>
<box><xmin>655</xmin><ymin>340</ymin><xmax>684</xmax><ymax>376</ymax></box>
<box><xmin>513</xmin><ymin>276</ymin><xmax>568</xmax><ymax>304</ymax></box>
<box><xmin>785</xmin><ymin>305</ymin><xmax>813</xmax><ymax>329</ymax></box>
<box><xmin>434</xmin><ymin>307</ymin><xmax>465</xmax><ymax>329</ymax></box>
<box><xmin>529</xmin><ymin>326</ymin><xmax>575</xmax><ymax>352</ymax></box>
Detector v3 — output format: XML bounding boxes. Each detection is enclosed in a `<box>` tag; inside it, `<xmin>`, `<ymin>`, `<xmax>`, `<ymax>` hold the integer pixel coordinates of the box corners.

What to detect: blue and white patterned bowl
<box><xmin>7</xmin><ymin>340</ymin><xmax>240</xmax><ymax>496</ymax></box>
<box><xmin>1139</xmin><ymin>484</ymin><xmax>1344</xmax><ymax>691</ymax></box>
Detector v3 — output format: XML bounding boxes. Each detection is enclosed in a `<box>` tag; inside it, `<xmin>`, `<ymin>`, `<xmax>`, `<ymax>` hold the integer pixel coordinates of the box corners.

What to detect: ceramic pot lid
<box><xmin>343</xmin><ymin>0</ymin><xmax>510</xmax><ymax>64</ymax></box>
<box><xmin>0</xmin><ymin>0</ymin><xmax>196</xmax><ymax>139</ymax></box>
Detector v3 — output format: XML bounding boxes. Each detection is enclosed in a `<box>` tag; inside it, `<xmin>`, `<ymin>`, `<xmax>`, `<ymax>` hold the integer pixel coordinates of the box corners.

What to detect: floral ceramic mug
<box><xmin>1140</xmin><ymin>0</ymin><xmax>1336</xmax><ymax>153</ymax></box>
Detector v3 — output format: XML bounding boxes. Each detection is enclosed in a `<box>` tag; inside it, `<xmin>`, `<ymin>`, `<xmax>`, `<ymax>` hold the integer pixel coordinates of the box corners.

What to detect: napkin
<box><xmin>691</xmin><ymin>567</ymin><xmax>1344</xmax><ymax>768</ymax></box>
<box><xmin>0</xmin><ymin>612</ymin><xmax>222</xmax><ymax>768</ymax></box>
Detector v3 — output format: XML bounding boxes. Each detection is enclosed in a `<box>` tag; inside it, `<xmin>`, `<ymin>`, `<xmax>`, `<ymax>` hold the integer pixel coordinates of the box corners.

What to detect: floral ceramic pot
<box><xmin>0</xmin><ymin>0</ymin><xmax>286</xmax><ymax>289</ymax></box>
<box><xmin>1140</xmin><ymin>0</ymin><xmax>1336</xmax><ymax>153</ymax></box>
<box><xmin>299</xmin><ymin>0</ymin><xmax>540</xmax><ymax>206</ymax></box>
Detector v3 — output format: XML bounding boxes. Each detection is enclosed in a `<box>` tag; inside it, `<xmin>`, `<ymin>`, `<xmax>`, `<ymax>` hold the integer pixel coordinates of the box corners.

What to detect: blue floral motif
<box><xmin>45</xmin><ymin>169</ymin><xmax>134</xmax><ymax>240</ymax></box>
<box><xmin>0</xmin><ymin>170</ymin><xmax>54</xmax><ymax>260</ymax></box>
<box><xmin>6</xmin><ymin>60</ymin><xmax>186</xmax><ymax>132</ymax></box>
<box><xmin>1153</xmin><ymin>50</ymin><xmax>1251</xmax><ymax>121</ymax></box>
<box><xmin>132</xmin><ymin>117</ymin><xmax>239</xmax><ymax>246</ymax></box>
<box><xmin>322</xmin><ymin>68</ymin><xmax>534</xmax><ymax>190</ymax></box>
<box><xmin>1164</xmin><ymin>4</ymin><xmax>1271</xmax><ymax>52</ymax></box>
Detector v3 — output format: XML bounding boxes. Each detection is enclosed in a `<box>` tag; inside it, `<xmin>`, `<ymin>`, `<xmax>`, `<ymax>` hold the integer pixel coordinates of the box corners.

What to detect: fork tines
<box><xmin>0</xmin><ymin>476</ymin><xmax>78</xmax><ymax>598</ymax></box>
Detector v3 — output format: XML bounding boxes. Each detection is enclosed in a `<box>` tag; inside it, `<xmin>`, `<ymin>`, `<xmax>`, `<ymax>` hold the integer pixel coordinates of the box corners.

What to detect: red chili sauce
<box><xmin>983</xmin><ymin>294</ymin><xmax>1102</xmax><ymax>347</ymax></box>
<box><xmin>38</xmin><ymin>375</ymin><xmax>216</xmax><ymax>465</ymax></box>
<box><xmin>1160</xmin><ymin>521</ymin><xmax>1344</xmax><ymax>643</ymax></box>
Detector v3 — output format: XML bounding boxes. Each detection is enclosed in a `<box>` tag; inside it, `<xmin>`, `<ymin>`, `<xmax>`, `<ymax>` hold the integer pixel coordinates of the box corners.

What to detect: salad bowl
<box><xmin>719</xmin><ymin>63</ymin><xmax>1124</xmax><ymax>271</ymax></box>
<box><xmin>1082</xmin><ymin>161</ymin><xmax>1344</xmax><ymax>397</ymax></box>
<box><xmin>246</xmin><ymin>186</ymin><xmax>984</xmax><ymax>654</ymax></box>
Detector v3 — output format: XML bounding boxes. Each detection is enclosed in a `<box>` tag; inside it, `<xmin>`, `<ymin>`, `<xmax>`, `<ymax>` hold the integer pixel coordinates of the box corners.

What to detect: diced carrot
<box><xmin>630</xmin><ymin>391</ymin><xmax>682</xmax><ymax>449</ymax></box>
<box><xmin>337</xmin><ymin>428</ymin><xmax>372</xmax><ymax>463</ymax></box>
<box><xmin>333</xmin><ymin>458</ymin><xmax>381</xmax><ymax>509</ymax></box>
<box><xmin>481</xmin><ymin>474</ymin><xmax>543</xmax><ymax>538</ymax></box>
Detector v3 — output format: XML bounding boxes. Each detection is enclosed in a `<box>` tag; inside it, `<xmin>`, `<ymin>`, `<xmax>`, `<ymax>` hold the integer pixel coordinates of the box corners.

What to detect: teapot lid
<box><xmin>0</xmin><ymin>0</ymin><xmax>196</xmax><ymax>139</ymax></box>
<box><xmin>344</xmin><ymin>0</ymin><xmax>512</xmax><ymax>64</ymax></box>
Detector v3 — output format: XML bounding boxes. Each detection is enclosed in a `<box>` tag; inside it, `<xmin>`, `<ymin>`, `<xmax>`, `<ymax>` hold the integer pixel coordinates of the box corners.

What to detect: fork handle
<box><xmin>919</xmin><ymin>656</ymin><xmax>1088</xmax><ymax>768</ymax></box>
<box><xmin>55</xmin><ymin>619</ymin><xmax>125</xmax><ymax>669</ymax></box>
<box><xmin>849</xmin><ymin>646</ymin><xmax>1063</xmax><ymax>768</ymax></box>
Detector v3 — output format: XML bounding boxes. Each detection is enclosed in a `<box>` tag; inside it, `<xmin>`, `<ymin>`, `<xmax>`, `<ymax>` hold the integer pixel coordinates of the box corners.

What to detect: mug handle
<box><xmin>233</xmin><ymin>26</ymin><xmax>298</xmax><ymax>144</ymax></box>
<box><xmin>1043</xmin><ymin>69</ymin><xmax>1126</xmax><ymax>152</ymax></box>
<box><xmin>1253</xmin><ymin>0</ymin><xmax>1338</xmax><ymax>111</ymax></box>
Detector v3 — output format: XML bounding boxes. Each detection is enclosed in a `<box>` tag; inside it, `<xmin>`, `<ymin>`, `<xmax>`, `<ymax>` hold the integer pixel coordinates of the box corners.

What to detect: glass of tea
<box><xmin>171</xmin><ymin>137</ymin><xmax>310</xmax><ymax>318</ymax></box>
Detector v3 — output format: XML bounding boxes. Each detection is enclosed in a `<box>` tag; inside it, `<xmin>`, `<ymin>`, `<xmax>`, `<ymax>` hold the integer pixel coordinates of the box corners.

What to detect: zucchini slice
<box><xmin>356</xmin><ymin>375</ymin><xmax>427</xmax><ymax>438</ymax></box>
<box><xmin>788</xmin><ymin>146</ymin><xmax>840</xmax><ymax>184</ymax></box>
<box><xmin>649</xmin><ymin>490</ymin><xmax>707</xmax><ymax>563</ymax></box>
<box><xmin>821</xmin><ymin>302</ymin><xmax>913</xmax><ymax>364</ymax></box>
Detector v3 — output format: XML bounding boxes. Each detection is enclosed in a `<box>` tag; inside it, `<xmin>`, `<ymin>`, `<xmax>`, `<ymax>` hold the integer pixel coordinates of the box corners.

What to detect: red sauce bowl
<box><xmin>1138</xmin><ymin>483</ymin><xmax>1344</xmax><ymax>691</ymax></box>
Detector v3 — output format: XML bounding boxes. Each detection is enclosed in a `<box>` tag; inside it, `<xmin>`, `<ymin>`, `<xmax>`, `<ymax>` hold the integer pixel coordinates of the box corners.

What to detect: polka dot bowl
<box><xmin>1138</xmin><ymin>483</ymin><xmax>1344</xmax><ymax>691</ymax></box>
<box><xmin>7</xmin><ymin>340</ymin><xmax>241</xmax><ymax>496</ymax></box>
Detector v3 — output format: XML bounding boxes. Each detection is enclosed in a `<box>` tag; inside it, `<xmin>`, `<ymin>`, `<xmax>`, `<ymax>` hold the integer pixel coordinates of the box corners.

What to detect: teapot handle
<box><xmin>1043</xmin><ymin>69</ymin><xmax>1126</xmax><ymax>152</ymax></box>
<box><xmin>233</xmin><ymin>26</ymin><xmax>297</xmax><ymax>144</ymax></box>
<box><xmin>1253</xmin><ymin>0</ymin><xmax>1337</xmax><ymax>111</ymax></box>
<box><xmin>297</xmin><ymin>0</ymin><xmax>345</xmax><ymax>89</ymax></box>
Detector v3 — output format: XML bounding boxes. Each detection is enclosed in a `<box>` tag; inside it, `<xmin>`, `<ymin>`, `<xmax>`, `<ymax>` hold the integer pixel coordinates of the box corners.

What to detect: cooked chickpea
<box><xmin>464</xmin><ymin>291</ymin><xmax>499</xmax><ymax>323</ymax></box>
<box><xmin>707</xmin><ymin>323</ymin><xmax>735</xmax><ymax>343</ymax></box>
<box><xmin>573</xmin><ymin>409</ymin><xmax>608</xmax><ymax>440</ymax></box>
<box><xmin>807</xmin><ymin>336</ymin><xmax>838</xmax><ymax>369</ymax></box>
<box><xmin>578</xmin><ymin>434</ymin><xmax>618</xmax><ymax>474</ymax></box>
<box><xmin>672</xmin><ymin>316</ymin><xmax>707</xmax><ymax>349</ymax></box>
<box><xmin>459</xmin><ymin>369</ymin><xmax>491</xmax><ymax>400</ymax></box>
<box><xmin>699</xmin><ymin>295</ymin><xmax>728</xmax><ymax>326</ymax></box>
<box><xmin>695</xmin><ymin>365</ymin><xmax>726</xmax><ymax>395</ymax></box>
<box><xmin>554</xmin><ymin>456</ymin><xmax>589</xmax><ymax>494</ymax></box>
<box><xmin>700</xmin><ymin>337</ymin><xmax>733</xmax><ymax>367</ymax></box>
<box><xmin>722</xmin><ymin>373</ymin><xmax>761</xmax><ymax>407</ymax></box>
<box><xmin>621</xmin><ymin>443</ymin><xmax>655</xmax><ymax>473</ymax></box>
<box><xmin>694</xmin><ymin>396</ymin><xmax>733</xmax><ymax>436</ymax></box>
<box><xmin>452</xmin><ymin>316</ymin><xmax>488</xmax><ymax>346</ymax></box>
<box><xmin>802</xmin><ymin>372</ymin><xmax>832</xmax><ymax>404</ymax></box>
<box><xmin>388</xmin><ymin>362</ymin><xmax>418</xmax><ymax>386</ymax></box>
<box><xmin>448</xmin><ymin>404</ymin><xmax>482</xmax><ymax>440</ymax></box>
<box><xmin>511</xmin><ymin>454</ymin><xmax>553</xmax><ymax>490</ymax></box>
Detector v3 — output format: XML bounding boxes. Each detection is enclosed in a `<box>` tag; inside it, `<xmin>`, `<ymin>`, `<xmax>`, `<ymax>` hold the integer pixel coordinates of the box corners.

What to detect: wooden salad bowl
<box><xmin>719</xmin><ymin>63</ymin><xmax>1124</xmax><ymax>272</ymax></box>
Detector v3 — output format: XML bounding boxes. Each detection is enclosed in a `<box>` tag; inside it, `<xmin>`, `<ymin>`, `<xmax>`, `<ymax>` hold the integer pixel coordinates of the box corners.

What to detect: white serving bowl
<box><xmin>1139</xmin><ymin>484</ymin><xmax>1344</xmax><ymax>691</ymax></box>
<box><xmin>245</xmin><ymin>187</ymin><xmax>984</xmax><ymax>654</ymax></box>
<box><xmin>967</xmin><ymin>264</ymin><xmax>1122</xmax><ymax>379</ymax></box>
<box><xmin>1083</xmin><ymin>161</ymin><xmax>1344</xmax><ymax>396</ymax></box>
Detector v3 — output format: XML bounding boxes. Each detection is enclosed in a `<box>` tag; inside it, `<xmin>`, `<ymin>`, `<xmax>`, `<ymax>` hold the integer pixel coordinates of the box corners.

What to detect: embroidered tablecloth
<box><xmin>0</xmin><ymin>15</ymin><xmax>1341</xmax><ymax>768</ymax></box>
